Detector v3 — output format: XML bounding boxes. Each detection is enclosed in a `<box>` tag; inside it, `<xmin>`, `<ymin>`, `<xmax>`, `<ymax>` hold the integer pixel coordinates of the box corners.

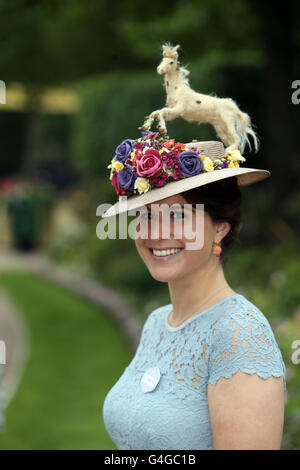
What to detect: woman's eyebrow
<box><xmin>144</xmin><ymin>204</ymin><xmax>195</xmax><ymax>213</ymax></box>
<box><xmin>146</xmin><ymin>204</ymin><xmax>187</xmax><ymax>210</ymax></box>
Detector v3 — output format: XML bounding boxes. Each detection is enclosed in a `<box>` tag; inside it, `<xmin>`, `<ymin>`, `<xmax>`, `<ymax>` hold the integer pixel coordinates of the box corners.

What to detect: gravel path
<box><xmin>0</xmin><ymin>248</ymin><xmax>142</xmax><ymax>351</ymax></box>
<box><xmin>0</xmin><ymin>288</ymin><xmax>31</xmax><ymax>429</ymax></box>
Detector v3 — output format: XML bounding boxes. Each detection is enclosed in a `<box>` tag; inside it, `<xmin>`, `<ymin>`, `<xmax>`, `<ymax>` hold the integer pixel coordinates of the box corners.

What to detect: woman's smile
<box><xmin>149</xmin><ymin>247</ymin><xmax>184</xmax><ymax>261</ymax></box>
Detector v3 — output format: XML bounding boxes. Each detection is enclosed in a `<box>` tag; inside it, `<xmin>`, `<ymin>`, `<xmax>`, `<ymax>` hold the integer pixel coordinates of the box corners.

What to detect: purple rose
<box><xmin>117</xmin><ymin>166</ymin><xmax>138</xmax><ymax>191</ymax></box>
<box><xmin>177</xmin><ymin>151</ymin><xmax>203</xmax><ymax>177</ymax></box>
<box><xmin>114</xmin><ymin>139</ymin><xmax>135</xmax><ymax>163</ymax></box>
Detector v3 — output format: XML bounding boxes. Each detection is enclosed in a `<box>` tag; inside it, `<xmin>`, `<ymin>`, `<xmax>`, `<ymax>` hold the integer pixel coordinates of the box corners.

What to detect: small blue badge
<box><xmin>140</xmin><ymin>366</ymin><xmax>161</xmax><ymax>393</ymax></box>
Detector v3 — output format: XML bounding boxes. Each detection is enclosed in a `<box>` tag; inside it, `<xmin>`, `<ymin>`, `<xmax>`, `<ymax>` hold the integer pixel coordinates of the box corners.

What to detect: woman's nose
<box><xmin>149</xmin><ymin>212</ymin><xmax>174</xmax><ymax>240</ymax></box>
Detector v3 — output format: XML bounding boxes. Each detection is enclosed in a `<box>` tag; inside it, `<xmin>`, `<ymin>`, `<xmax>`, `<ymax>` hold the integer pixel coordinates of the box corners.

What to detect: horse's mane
<box><xmin>178</xmin><ymin>64</ymin><xmax>190</xmax><ymax>85</ymax></box>
<box><xmin>161</xmin><ymin>42</ymin><xmax>190</xmax><ymax>85</ymax></box>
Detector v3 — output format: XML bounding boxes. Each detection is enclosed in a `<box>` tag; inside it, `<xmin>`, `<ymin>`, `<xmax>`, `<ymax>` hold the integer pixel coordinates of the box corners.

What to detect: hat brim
<box><xmin>101</xmin><ymin>167</ymin><xmax>270</xmax><ymax>218</ymax></box>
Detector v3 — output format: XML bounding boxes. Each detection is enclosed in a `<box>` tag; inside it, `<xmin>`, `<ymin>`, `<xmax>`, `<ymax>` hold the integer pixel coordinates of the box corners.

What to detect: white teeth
<box><xmin>152</xmin><ymin>248</ymin><xmax>182</xmax><ymax>257</ymax></box>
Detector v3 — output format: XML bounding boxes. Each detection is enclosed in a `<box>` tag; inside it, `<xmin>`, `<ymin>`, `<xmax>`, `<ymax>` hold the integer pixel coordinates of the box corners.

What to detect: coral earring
<box><xmin>213</xmin><ymin>243</ymin><xmax>222</xmax><ymax>257</ymax></box>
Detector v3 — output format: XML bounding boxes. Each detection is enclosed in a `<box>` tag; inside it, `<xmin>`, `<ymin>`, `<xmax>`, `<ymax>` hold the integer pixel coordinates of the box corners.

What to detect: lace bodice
<box><xmin>102</xmin><ymin>294</ymin><xmax>286</xmax><ymax>450</ymax></box>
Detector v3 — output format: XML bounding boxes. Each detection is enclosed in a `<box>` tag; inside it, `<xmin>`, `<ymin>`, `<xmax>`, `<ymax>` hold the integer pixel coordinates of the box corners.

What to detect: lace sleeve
<box><xmin>208</xmin><ymin>307</ymin><xmax>287</xmax><ymax>392</ymax></box>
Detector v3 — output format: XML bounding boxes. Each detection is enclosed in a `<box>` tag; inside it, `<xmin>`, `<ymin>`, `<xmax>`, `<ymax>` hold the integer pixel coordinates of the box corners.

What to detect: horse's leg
<box><xmin>225</xmin><ymin>117</ymin><xmax>241</xmax><ymax>150</ymax></box>
<box><xmin>143</xmin><ymin>109</ymin><xmax>166</xmax><ymax>131</ymax></box>
<box><xmin>161</xmin><ymin>105</ymin><xmax>184</xmax><ymax>122</ymax></box>
<box><xmin>214</xmin><ymin>116</ymin><xmax>240</xmax><ymax>150</ymax></box>
<box><xmin>213</xmin><ymin>123</ymin><xmax>232</xmax><ymax>148</ymax></box>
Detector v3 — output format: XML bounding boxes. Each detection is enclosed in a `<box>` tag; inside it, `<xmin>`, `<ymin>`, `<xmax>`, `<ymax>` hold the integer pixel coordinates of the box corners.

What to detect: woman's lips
<box><xmin>149</xmin><ymin>248</ymin><xmax>184</xmax><ymax>261</ymax></box>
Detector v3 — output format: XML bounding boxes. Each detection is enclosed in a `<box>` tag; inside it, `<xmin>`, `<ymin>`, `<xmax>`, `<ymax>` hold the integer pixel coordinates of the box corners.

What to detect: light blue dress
<box><xmin>102</xmin><ymin>294</ymin><xmax>287</xmax><ymax>450</ymax></box>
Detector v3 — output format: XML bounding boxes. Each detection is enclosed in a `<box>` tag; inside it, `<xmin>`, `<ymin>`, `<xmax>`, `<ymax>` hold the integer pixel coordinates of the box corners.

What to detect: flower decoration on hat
<box><xmin>107</xmin><ymin>129</ymin><xmax>246</xmax><ymax>197</ymax></box>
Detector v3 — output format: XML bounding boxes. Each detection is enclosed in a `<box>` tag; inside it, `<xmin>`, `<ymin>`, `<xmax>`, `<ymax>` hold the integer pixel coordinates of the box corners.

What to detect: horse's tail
<box><xmin>235</xmin><ymin>111</ymin><xmax>259</xmax><ymax>153</ymax></box>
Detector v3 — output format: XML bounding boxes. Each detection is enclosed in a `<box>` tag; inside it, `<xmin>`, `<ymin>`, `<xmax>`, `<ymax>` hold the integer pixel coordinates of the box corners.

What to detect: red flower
<box><xmin>149</xmin><ymin>175</ymin><xmax>160</xmax><ymax>186</ymax></box>
<box><xmin>134</xmin><ymin>149</ymin><xmax>143</xmax><ymax>160</ymax></box>
<box><xmin>157</xmin><ymin>171</ymin><xmax>169</xmax><ymax>187</ymax></box>
<box><xmin>163</xmin><ymin>139</ymin><xmax>175</xmax><ymax>150</ymax></box>
<box><xmin>135</xmin><ymin>142</ymin><xmax>144</xmax><ymax>150</ymax></box>
<box><xmin>132</xmin><ymin>149</ymin><xmax>143</xmax><ymax>166</ymax></box>
<box><xmin>172</xmin><ymin>168</ymin><xmax>182</xmax><ymax>180</ymax></box>
<box><xmin>111</xmin><ymin>172</ymin><xmax>126</xmax><ymax>196</ymax></box>
<box><xmin>173</xmin><ymin>142</ymin><xmax>186</xmax><ymax>153</ymax></box>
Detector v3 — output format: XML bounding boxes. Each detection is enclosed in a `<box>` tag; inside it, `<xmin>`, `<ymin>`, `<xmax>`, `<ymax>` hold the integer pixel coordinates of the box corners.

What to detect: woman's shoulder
<box><xmin>208</xmin><ymin>293</ymin><xmax>287</xmax><ymax>391</ymax></box>
<box><xmin>216</xmin><ymin>293</ymin><xmax>275</xmax><ymax>328</ymax></box>
<box><xmin>211</xmin><ymin>293</ymin><xmax>284</xmax><ymax>360</ymax></box>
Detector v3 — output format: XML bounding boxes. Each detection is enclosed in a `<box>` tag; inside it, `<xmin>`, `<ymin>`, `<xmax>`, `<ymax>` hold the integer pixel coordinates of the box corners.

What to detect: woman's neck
<box><xmin>167</xmin><ymin>260</ymin><xmax>236</xmax><ymax>326</ymax></box>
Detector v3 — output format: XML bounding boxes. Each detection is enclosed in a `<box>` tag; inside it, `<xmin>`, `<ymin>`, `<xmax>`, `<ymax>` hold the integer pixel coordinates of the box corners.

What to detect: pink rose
<box><xmin>137</xmin><ymin>148</ymin><xmax>163</xmax><ymax>178</ymax></box>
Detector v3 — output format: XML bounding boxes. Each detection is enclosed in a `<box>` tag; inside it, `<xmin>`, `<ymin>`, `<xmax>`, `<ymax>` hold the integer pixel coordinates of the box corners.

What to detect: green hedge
<box><xmin>0</xmin><ymin>110</ymin><xmax>27</xmax><ymax>175</ymax></box>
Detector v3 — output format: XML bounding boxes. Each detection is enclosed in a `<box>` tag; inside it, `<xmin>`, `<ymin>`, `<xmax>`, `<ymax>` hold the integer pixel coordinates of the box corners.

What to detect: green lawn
<box><xmin>0</xmin><ymin>271</ymin><xmax>132</xmax><ymax>449</ymax></box>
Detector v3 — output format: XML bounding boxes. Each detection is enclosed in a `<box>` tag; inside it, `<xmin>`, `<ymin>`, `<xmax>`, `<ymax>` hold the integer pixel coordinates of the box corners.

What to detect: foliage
<box><xmin>0</xmin><ymin>0</ymin><xmax>298</xmax><ymax>85</ymax></box>
<box><xmin>0</xmin><ymin>111</ymin><xmax>28</xmax><ymax>175</ymax></box>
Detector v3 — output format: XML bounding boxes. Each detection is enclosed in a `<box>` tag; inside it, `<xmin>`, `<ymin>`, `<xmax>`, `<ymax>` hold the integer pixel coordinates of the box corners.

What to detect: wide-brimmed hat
<box><xmin>101</xmin><ymin>135</ymin><xmax>270</xmax><ymax>219</ymax></box>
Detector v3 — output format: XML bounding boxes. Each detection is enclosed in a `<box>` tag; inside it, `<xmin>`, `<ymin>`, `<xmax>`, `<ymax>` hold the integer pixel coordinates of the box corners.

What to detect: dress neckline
<box><xmin>165</xmin><ymin>294</ymin><xmax>243</xmax><ymax>332</ymax></box>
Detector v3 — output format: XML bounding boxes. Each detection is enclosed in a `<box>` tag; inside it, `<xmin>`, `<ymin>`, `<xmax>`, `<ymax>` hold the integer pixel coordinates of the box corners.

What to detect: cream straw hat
<box><xmin>101</xmin><ymin>138</ymin><xmax>270</xmax><ymax>219</ymax></box>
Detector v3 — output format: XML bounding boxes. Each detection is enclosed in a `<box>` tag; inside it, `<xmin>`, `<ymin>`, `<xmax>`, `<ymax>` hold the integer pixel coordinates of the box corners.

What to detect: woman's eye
<box><xmin>140</xmin><ymin>213</ymin><xmax>152</xmax><ymax>220</ymax></box>
<box><xmin>139</xmin><ymin>212</ymin><xmax>185</xmax><ymax>220</ymax></box>
<box><xmin>173</xmin><ymin>212</ymin><xmax>184</xmax><ymax>219</ymax></box>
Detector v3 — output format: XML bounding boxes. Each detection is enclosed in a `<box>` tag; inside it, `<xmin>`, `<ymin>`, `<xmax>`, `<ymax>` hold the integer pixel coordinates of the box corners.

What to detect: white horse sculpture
<box><xmin>142</xmin><ymin>43</ymin><xmax>259</xmax><ymax>153</ymax></box>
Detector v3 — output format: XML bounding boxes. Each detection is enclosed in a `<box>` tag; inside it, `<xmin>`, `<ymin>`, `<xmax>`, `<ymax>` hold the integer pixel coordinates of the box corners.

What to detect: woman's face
<box><xmin>134</xmin><ymin>193</ymin><xmax>229</xmax><ymax>283</ymax></box>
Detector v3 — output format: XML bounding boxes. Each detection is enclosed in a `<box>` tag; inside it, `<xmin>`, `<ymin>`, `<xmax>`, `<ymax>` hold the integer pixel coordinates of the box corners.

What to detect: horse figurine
<box><xmin>142</xmin><ymin>42</ymin><xmax>259</xmax><ymax>154</ymax></box>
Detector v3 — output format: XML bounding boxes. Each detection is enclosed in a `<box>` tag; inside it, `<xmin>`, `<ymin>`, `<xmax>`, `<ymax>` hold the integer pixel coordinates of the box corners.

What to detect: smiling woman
<box><xmin>102</xmin><ymin>174</ymin><xmax>286</xmax><ymax>450</ymax></box>
<box><xmin>101</xmin><ymin>43</ymin><xmax>286</xmax><ymax>450</ymax></box>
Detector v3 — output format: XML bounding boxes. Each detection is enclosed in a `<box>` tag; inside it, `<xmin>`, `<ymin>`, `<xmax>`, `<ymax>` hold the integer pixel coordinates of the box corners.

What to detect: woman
<box><xmin>101</xmin><ymin>132</ymin><xmax>286</xmax><ymax>450</ymax></box>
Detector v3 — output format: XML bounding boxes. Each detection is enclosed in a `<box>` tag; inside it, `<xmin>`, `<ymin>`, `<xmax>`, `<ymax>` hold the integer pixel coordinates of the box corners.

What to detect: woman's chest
<box><xmin>102</xmin><ymin>365</ymin><xmax>213</xmax><ymax>450</ymax></box>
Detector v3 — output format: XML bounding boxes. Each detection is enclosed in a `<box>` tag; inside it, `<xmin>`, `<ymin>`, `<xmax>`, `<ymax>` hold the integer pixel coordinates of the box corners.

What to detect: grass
<box><xmin>0</xmin><ymin>271</ymin><xmax>132</xmax><ymax>449</ymax></box>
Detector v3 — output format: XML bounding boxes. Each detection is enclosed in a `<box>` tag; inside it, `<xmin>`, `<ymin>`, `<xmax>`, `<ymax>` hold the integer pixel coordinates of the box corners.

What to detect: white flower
<box><xmin>134</xmin><ymin>177</ymin><xmax>151</xmax><ymax>194</ymax></box>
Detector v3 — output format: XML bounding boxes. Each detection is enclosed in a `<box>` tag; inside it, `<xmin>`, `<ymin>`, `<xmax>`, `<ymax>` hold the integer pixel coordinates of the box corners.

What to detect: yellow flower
<box><xmin>159</xmin><ymin>147</ymin><xmax>169</xmax><ymax>154</ymax></box>
<box><xmin>130</xmin><ymin>151</ymin><xmax>135</xmax><ymax>161</ymax></box>
<box><xmin>202</xmin><ymin>156</ymin><xmax>214</xmax><ymax>172</ymax></box>
<box><xmin>226</xmin><ymin>149</ymin><xmax>246</xmax><ymax>163</ymax></box>
<box><xmin>134</xmin><ymin>177</ymin><xmax>151</xmax><ymax>194</ymax></box>
<box><xmin>228</xmin><ymin>162</ymin><xmax>236</xmax><ymax>168</ymax></box>
<box><xmin>112</xmin><ymin>161</ymin><xmax>124</xmax><ymax>172</ymax></box>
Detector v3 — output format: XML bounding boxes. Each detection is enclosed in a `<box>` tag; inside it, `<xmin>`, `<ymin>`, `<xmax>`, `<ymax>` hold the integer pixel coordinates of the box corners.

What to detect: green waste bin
<box><xmin>7</xmin><ymin>192</ymin><xmax>41</xmax><ymax>251</ymax></box>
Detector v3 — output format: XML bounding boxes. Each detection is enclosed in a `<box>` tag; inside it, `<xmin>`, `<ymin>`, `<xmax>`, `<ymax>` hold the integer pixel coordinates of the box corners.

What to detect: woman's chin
<box><xmin>147</xmin><ymin>266</ymin><xmax>183</xmax><ymax>283</ymax></box>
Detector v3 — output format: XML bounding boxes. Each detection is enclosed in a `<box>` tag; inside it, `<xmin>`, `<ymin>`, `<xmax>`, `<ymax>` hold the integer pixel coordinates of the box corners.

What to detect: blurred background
<box><xmin>0</xmin><ymin>0</ymin><xmax>299</xmax><ymax>450</ymax></box>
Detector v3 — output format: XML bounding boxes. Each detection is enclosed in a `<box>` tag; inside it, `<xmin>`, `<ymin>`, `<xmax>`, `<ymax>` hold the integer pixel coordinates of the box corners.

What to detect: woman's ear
<box><xmin>215</xmin><ymin>222</ymin><xmax>231</xmax><ymax>242</ymax></box>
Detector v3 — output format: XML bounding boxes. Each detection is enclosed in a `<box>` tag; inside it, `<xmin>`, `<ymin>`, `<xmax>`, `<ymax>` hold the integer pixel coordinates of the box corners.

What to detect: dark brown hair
<box><xmin>180</xmin><ymin>176</ymin><xmax>242</xmax><ymax>264</ymax></box>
